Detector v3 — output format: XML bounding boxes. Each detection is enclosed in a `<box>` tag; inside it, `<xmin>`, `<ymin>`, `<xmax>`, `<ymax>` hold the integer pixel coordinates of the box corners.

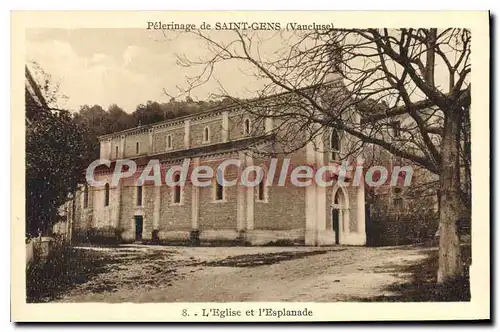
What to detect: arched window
<box><xmin>136</xmin><ymin>185</ymin><xmax>143</xmax><ymax>206</ymax></box>
<box><xmin>173</xmin><ymin>173</ymin><xmax>181</xmax><ymax>204</ymax></box>
<box><xmin>115</xmin><ymin>146</ymin><xmax>119</xmax><ymax>158</ymax></box>
<box><xmin>136</xmin><ymin>141</ymin><xmax>140</xmax><ymax>154</ymax></box>
<box><xmin>83</xmin><ymin>185</ymin><xmax>89</xmax><ymax>208</ymax></box>
<box><xmin>104</xmin><ymin>183</ymin><xmax>110</xmax><ymax>207</ymax></box>
<box><xmin>330</xmin><ymin>130</ymin><xmax>341</xmax><ymax>160</ymax></box>
<box><xmin>244</xmin><ymin>118</ymin><xmax>251</xmax><ymax>135</ymax></box>
<box><xmin>166</xmin><ymin>135</ymin><xmax>172</xmax><ymax>150</ymax></box>
<box><xmin>334</xmin><ymin>189</ymin><xmax>341</xmax><ymax>205</ymax></box>
<box><xmin>203</xmin><ymin>126</ymin><xmax>210</xmax><ymax>143</ymax></box>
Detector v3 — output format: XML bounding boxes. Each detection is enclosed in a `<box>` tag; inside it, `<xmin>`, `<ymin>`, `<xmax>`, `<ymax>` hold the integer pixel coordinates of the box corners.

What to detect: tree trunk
<box><xmin>437</xmin><ymin>109</ymin><xmax>463</xmax><ymax>283</ymax></box>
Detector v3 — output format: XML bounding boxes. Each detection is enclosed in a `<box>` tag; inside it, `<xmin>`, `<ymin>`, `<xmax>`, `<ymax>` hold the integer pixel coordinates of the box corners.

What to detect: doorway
<box><xmin>332</xmin><ymin>208</ymin><xmax>340</xmax><ymax>244</ymax></box>
<box><xmin>134</xmin><ymin>215</ymin><xmax>143</xmax><ymax>242</ymax></box>
<box><xmin>331</xmin><ymin>186</ymin><xmax>349</xmax><ymax>245</ymax></box>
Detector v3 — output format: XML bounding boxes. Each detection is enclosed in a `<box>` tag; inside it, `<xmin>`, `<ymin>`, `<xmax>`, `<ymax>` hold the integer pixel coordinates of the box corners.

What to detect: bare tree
<box><xmin>171</xmin><ymin>28</ymin><xmax>471</xmax><ymax>283</ymax></box>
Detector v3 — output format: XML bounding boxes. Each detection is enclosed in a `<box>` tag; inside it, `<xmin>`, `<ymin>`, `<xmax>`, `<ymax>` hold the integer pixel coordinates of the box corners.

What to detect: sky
<box><xmin>26</xmin><ymin>28</ymin><xmax>272</xmax><ymax>113</ymax></box>
<box><xmin>26</xmin><ymin>28</ymin><xmax>461</xmax><ymax>114</ymax></box>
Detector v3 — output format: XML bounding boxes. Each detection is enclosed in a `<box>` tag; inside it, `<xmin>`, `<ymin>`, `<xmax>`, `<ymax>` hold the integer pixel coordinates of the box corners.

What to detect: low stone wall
<box><xmin>72</xmin><ymin>227</ymin><xmax>121</xmax><ymax>245</ymax></box>
<box><xmin>26</xmin><ymin>237</ymin><xmax>54</xmax><ymax>266</ymax></box>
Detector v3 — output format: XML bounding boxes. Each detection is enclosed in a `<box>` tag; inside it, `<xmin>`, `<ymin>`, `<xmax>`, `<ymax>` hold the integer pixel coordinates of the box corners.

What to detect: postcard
<box><xmin>11</xmin><ymin>10</ymin><xmax>490</xmax><ymax>322</ymax></box>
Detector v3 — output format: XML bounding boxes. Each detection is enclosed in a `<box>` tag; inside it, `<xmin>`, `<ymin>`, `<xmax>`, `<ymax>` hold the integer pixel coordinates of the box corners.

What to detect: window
<box><xmin>136</xmin><ymin>141</ymin><xmax>140</xmax><ymax>154</ymax></box>
<box><xmin>166</xmin><ymin>135</ymin><xmax>172</xmax><ymax>150</ymax></box>
<box><xmin>244</xmin><ymin>118</ymin><xmax>251</xmax><ymax>135</ymax></box>
<box><xmin>115</xmin><ymin>146</ymin><xmax>119</xmax><ymax>158</ymax></box>
<box><xmin>258</xmin><ymin>181</ymin><xmax>265</xmax><ymax>201</ymax></box>
<box><xmin>257</xmin><ymin>178</ymin><xmax>269</xmax><ymax>202</ymax></box>
<box><xmin>391</xmin><ymin>121</ymin><xmax>401</xmax><ymax>138</ymax></box>
<box><xmin>173</xmin><ymin>173</ymin><xmax>181</xmax><ymax>204</ymax></box>
<box><xmin>203</xmin><ymin>126</ymin><xmax>210</xmax><ymax>143</ymax></box>
<box><xmin>104</xmin><ymin>183</ymin><xmax>110</xmax><ymax>207</ymax></box>
<box><xmin>83</xmin><ymin>185</ymin><xmax>89</xmax><ymax>208</ymax></box>
<box><xmin>330</xmin><ymin>129</ymin><xmax>341</xmax><ymax>160</ymax></box>
<box><xmin>393</xmin><ymin>197</ymin><xmax>404</xmax><ymax>210</ymax></box>
<box><xmin>215</xmin><ymin>180</ymin><xmax>224</xmax><ymax>201</ymax></box>
<box><xmin>136</xmin><ymin>185</ymin><xmax>143</xmax><ymax>206</ymax></box>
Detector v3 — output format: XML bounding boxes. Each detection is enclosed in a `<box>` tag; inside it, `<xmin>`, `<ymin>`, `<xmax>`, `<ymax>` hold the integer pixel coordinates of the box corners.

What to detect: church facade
<box><xmin>72</xmin><ymin>87</ymin><xmax>367</xmax><ymax>246</ymax></box>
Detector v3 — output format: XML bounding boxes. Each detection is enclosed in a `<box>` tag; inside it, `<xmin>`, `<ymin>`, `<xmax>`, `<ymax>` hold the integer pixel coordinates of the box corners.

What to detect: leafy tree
<box><xmin>26</xmin><ymin>66</ymin><xmax>94</xmax><ymax>237</ymax></box>
<box><xmin>107</xmin><ymin>104</ymin><xmax>135</xmax><ymax>133</ymax></box>
<box><xmin>134</xmin><ymin>101</ymin><xmax>164</xmax><ymax>125</ymax></box>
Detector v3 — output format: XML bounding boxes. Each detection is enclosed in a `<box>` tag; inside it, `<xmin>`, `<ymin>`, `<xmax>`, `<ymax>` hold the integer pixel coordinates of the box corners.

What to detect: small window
<box><xmin>136</xmin><ymin>141</ymin><xmax>140</xmax><ymax>154</ymax></box>
<box><xmin>83</xmin><ymin>185</ymin><xmax>89</xmax><ymax>208</ymax></box>
<box><xmin>244</xmin><ymin>118</ymin><xmax>251</xmax><ymax>135</ymax></box>
<box><xmin>104</xmin><ymin>183</ymin><xmax>110</xmax><ymax>207</ymax></box>
<box><xmin>330</xmin><ymin>129</ymin><xmax>341</xmax><ymax>161</ymax></box>
<box><xmin>115</xmin><ymin>146</ymin><xmax>119</xmax><ymax>158</ymax></box>
<box><xmin>393</xmin><ymin>197</ymin><xmax>403</xmax><ymax>210</ymax></box>
<box><xmin>166</xmin><ymin>135</ymin><xmax>172</xmax><ymax>150</ymax></box>
<box><xmin>136</xmin><ymin>186</ymin><xmax>143</xmax><ymax>206</ymax></box>
<box><xmin>215</xmin><ymin>180</ymin><xmax>224</xmax><ymax>201</ymax></box>
<box><xmin>203</xmin><ymin>126</ymin><xmax>210</xmax><ymax>143</ymax></box>
<box><xmin>173</xmin><ymin>173</ymin><xmax>181</xmax><ymax>204</ymax></box>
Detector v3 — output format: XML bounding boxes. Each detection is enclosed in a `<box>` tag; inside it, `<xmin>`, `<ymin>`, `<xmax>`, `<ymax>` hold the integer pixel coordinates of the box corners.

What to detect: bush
<box><xmin>368</xmin><ymin>208</ymin><xmax>438</xmax><ymax>246</ymax></box>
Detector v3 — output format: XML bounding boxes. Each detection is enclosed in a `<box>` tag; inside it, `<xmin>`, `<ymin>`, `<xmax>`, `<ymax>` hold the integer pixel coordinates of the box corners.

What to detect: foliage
<box><xmin>26</xmin><ymin>66</ymin><xmax>95</xmax><ymax>237</ymax></box>
<box><xmin>368</xmin><ymin>206</ymin><xmax>439</xmax><ymax>246</ymax></box>
<box><xmin>73</xmin><ymin>96</ymin><xmax>237</xmax><ymax>137</ymax></box>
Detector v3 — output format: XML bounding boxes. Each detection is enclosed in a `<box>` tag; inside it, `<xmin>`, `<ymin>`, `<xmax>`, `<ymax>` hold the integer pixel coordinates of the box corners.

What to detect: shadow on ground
<box><xmin>355</xmin><ymin>245</ymin><xmax>471</xmax><ymax>302</ymax></box>
<box><xmin>26</xmin><ymin>246</ymin><xmax>117</xmax><ymax>302</ymax></box>
<box><xmin>191</xmin><ymin>250</ymin><xmax>333</xmax><ymax>268</ymax></box>
<box><xmin>26</xmin><ymin>245</ymin><xmax>180</xmax><ymax>302</ymax></box>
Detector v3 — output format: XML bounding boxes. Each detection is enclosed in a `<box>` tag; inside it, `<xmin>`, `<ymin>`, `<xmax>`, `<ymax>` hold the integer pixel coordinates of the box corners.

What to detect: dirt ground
<box><xmin>51</xmin><ymin>244</ymin><xmax>437</xmax><ymax>303</ymax></box>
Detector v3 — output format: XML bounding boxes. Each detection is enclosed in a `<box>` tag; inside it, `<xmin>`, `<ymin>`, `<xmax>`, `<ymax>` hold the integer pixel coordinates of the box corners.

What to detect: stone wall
<box><xmin>124</xmin><ymin>130</ymin><xmax>150</xmax><ymax>157</ymax></box>
<box><xmin>153</xmin><ymin>125</ymin><xmax>185</xmax><ymax>153</ymax></box>
<box><xmin>190</xmin><ymin>118</ymin><xmax>223</xmax><ymax>147</ymax></box>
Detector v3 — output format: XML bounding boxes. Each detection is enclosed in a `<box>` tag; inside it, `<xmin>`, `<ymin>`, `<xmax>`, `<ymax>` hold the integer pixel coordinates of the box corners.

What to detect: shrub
<box><xmin>368</xmin><ymin>207</ymin><xmax>439</xmax><ymax>246</ymax></box>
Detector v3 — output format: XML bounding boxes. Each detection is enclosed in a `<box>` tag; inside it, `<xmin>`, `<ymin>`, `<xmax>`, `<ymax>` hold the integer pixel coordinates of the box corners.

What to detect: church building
<box><xmin>71</xmin><ymin>81</ymin><xmax>367</xmax><ymax>246</ymax></box>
